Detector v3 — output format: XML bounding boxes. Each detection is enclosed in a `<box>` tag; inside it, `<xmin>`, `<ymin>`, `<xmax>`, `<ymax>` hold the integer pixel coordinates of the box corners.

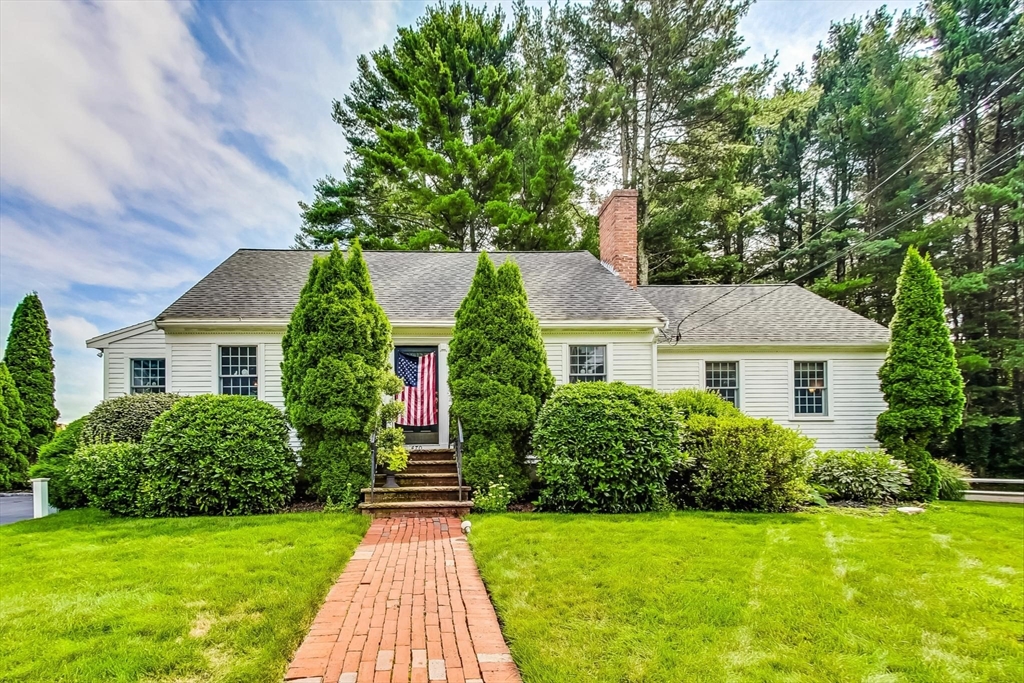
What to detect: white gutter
<box><xmin>155</xmin><ymin>317</ymin><xmax>667</xmax><ymax>331</ymax></box>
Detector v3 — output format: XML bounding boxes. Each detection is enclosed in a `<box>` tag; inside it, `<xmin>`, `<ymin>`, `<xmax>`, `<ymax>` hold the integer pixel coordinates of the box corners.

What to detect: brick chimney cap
<box><xmin>598</xmin><ymin>189</ymin><xmax>639</xmax><ymax>218</ymax></box>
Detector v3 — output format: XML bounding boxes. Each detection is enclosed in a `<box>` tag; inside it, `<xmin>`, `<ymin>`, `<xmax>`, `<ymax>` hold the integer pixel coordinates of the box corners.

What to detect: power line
<box><xmin>667</xmin><ymin>62</ymin><xmax>1024</xmax><ymax>340</ymax></box>
<box><xmin>668</xmin><ymin>141</ymin><xmax>1023</xmax><ymax>342</ymax></box>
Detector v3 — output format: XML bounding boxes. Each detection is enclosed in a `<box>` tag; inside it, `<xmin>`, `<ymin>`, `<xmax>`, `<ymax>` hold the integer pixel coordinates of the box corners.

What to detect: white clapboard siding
<box><xmin>611</xmin><ymin>342</ymin><xmax>654</xmax><ymax>387</ymax></box>
<box><xmin>655</xmin><ymin>355</ymin><xmax>701</xmax><ymax>391</ymax></box>
<box><xmin>545</xmin><ymin>343</ymin><xmax>565</xmax><ymax>385</ymax></box>
<box><xmin>102</xmin><ymin>327</ymin><xmax>167</xmax><ymax>398</ymax></box>
<box><xmin>262</xmin><ymin>342</ymin><xmax>285</xmax><ymax>410</ymax></box>
<box><xmin>170</xmin><ymin>343</ymin><xmax>215</xmax><ymax>395</ymax></box>
<box><xmin>657</xmin><ymin>348</ymin><xmax>886</xmax><ymax>451</ymax></box>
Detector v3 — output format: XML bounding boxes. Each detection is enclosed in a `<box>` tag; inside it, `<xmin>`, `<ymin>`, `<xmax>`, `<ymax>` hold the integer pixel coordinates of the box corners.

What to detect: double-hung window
<box><xmin>220</xmin><ymin>346</ymin><xmax>258</xmax><ymax>396</ymax></box>
<box><xmin>131</xmin><ymin>359</ymin><xmax>165</xmax><ymax>394</ymax></box>
<box><xmin>794</xmin><ymin>361</ymin><xmax>828</xmax><ymax>415</ymax></box>
<box><xmin>705</xmin><ymin>361</ymin><xmax>739</xmax><ymax>407</ymax></box>
<box><xmin>569</xmin><ymin>345</ymin><xmax>606</xmax><ymax>382</ymax></box>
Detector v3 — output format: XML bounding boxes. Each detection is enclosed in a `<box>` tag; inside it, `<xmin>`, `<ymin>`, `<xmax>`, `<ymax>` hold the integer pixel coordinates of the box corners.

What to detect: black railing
<box><xmin>368</xmin><ymin>430</ymin><xmax>378</xmax><ymax>504</ymax></box>
<box><xmin>455</xmin><ymin>418</ymin><xmax>465</xmax><ymax>502</ymax></box>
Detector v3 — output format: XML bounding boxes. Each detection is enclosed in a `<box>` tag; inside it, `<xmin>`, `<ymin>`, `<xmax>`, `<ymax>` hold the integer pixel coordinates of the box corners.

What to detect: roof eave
<box><xmin>86</xmin><ymin>320</ymin><xmax>157</xmax><ymax>349</ymax></box>
<box><xmin>155</xmin><ymin>317</ymin><xmax>667</xmax><ymax>332</ymax></box>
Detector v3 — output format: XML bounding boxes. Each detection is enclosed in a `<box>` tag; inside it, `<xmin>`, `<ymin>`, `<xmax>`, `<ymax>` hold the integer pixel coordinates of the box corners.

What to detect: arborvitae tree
<box><xmin>281</xmin><ymin>242</ymin><xmax>404</xmax><ymax>504</ymax></box>
<box><xmin>3</xmin><ymin>293</ymin><xmax>58</xmax><ymax>453</ymax></box>
<box><xmin>0</xmin><ymin>362</ymin><xmax>31</xmax><ymax>490</ymax></box>
<box><xmin>448</xmin><ymin>253</ymin><xmax>554</xmax><ymax>498</ymax></box>
<box><xmin>877</xmin><ymin>248</ymin><xmax>965</xmax><ymax>500</ymax></box>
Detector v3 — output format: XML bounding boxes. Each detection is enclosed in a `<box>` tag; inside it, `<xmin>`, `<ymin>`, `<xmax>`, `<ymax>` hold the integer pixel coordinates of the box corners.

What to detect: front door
<box><xmin>394</xmin><ymin>346</ymin><xmax>440</xmax><ymax>445</ymax></box>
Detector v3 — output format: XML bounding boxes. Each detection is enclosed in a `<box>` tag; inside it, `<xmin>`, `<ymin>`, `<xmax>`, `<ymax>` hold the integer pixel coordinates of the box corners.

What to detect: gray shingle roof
<box><xmin>158</xmin><ymin>249</ymin><xmax>665</xmax><ymax>324</ymax></box>
<box><xmin>638</xmin><ymin>284</ymin><xmax>889</xmax><ymax>346</ymax></box>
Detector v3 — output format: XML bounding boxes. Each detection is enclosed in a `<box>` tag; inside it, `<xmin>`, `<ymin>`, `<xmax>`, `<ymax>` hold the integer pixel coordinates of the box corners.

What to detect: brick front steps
<box><xmin>358</xmin><ymin>448</ymin><xmax>473</xmax><ymax>518</ymax></box>
<box><xmin>284</xmin><ymin>517</ymin><xmax>521</xmax><ymax>683</ymax></box>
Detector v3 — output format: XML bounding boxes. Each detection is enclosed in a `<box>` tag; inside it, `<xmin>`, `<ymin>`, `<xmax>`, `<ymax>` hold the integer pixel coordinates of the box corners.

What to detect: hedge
<box><xmin>67</xmin><ymin>442</ymin><xmax>146</xmax><ymax>516</ymax></box>
<box><xmin>534</xmin><ymin>382</ymin><xmax>678</xmax><ymax>513</ymax></box>
<box><xmin>81</xmin><ymin>393</ymin><xmax>182</xmax><ymax>445</ymax></box>
<box><xmin>29</xmin><ymin>417</ymin><xmax>88</xmax><ymax>509</ymax></box>
<box><xmin>139</xmin><ymin>395</ymin><xmax>297</xmax><ymax>516</ymax></box>
<box><xmin>674</xmin><ymin>415</ymin><xmax>814</xmax><ymax>511</ymax></box>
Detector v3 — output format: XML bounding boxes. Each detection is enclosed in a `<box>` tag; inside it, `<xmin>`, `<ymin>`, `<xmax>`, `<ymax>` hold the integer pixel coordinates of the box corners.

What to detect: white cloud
<box><xmin>0</xmin><ymin>0</ymin><xmax>405</xmax><ymax>420</ymax></box>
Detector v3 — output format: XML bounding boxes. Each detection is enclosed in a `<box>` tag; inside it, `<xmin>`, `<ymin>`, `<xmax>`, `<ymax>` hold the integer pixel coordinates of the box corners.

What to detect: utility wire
<box><xmin>667</xmin><ymin>141</ymin><xmax>1023</xmax><ymax>342</ymax></box>
<box><xmin>667</xmin><ymin>63</ymin><xmax>1024</xmax><ymax>340</ymax></box>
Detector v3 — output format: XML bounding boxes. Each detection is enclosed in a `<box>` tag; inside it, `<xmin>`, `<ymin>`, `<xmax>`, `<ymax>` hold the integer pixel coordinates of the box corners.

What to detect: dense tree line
<box><xmin>298</xmin><ymin>0</ymin><xmax>1023</xmax><ymax>475</ymax></box>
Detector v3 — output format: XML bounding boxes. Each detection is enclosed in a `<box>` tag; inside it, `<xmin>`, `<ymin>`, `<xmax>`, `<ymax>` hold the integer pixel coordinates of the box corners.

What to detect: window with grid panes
<box><xmin>569</xmin><ymin>345</ymin><xmax>606</xmax><ymax>382</ymax></box>
<box><xmin>220</xmin><ymin>346</ymin><xmax>258</xmax><ymax>396</ymax></box>
<box><xmin>131</xmin><ymin>359</ymin><xmax>166</xmax><ymax>394</ymax></box>
<box><xmin>794</xmin><ymin>361</ymin><xmax>827</xmax><ymax>415</ymax></box>
<box><xmin>705</xmin><ymin>361</ymin><xmax>738</xmax><ymax>407</ymax></box>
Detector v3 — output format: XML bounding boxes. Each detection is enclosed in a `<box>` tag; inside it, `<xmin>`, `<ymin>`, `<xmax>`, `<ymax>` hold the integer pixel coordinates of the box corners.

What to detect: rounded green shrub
<box><xmin>534</xmin><ymin>382</ymin><xmax>679</xmax><ymax>513</ymax></box>
<box><xmin>810</xmin><ymin>449</ymin><xmax>910</xmax><ymax>503</ymax></box>
<box><xmin>67</xmin><ymin>442</ymin><xmax>146</xmax><ymax>516</ymax></box>
<box><xmin>674</xmin><ymin>415</ymin><xmax>814</xmax><ymax>512</ymax></box>
<box><xmin>935</xmin><ymin>458</ymin><xmax>972</xmax><ymax>501</ymax></box>
<box><xmin>29</xmin><ymin>417</ymin><xmax>88</xmax><ymax>509</ymax></box>
<box><xmin>140</xmin><ymin>395</ymin><xmax>297</xmax><ymax>516</ymax></box>
<box><xmin>81</xmin><ymin>393</ymin><xmax>182</xmax><ymax>445</ymax></box>
<box><xmin>666</xmin><ymin>388</ymin><xmax>742</xmax><ymax>420</ymax></box>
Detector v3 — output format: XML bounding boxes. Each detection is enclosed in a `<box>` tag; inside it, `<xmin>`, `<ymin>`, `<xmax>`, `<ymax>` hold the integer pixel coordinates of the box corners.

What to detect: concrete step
<box><xmin>357</xmin><ymin>499</ymin><xmax>474</xmax><ymax>518</ymax></box>
<box><xmin>406</xmin><ymin>448</ymin><xmax>455</xmax><ymax>463</ymax></box>
<box><xmin>375</xmin><ymin>472</ymin><xmax>459</xmax><ymax>487</ymax></box>
<box><xmin>361</xmin><ymin>485</ymin><xmax>471</xmax><ymax>503</ymax></box>
<box><xmin>401</xmin><ymin>460</ymin><xmax>459</xmax><ymax>475</ymax></box>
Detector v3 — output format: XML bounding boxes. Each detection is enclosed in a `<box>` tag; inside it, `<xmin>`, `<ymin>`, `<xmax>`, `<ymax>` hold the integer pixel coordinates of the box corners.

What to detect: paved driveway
<box><xmin>0</xmin><ymin>494</ymin><xmax>34</xmax><ymax>525</ymax></box>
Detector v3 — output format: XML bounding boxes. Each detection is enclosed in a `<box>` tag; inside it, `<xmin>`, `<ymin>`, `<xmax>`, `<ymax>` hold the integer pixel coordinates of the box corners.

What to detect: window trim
<box><xmin>218</xmin><ymin>345</ymin><xmax>260</xmax><ymax>397</ymax></box>
<box><xmin>568</xmin><ymin>344</ymin><xmax>608</xmax><ymax>383</ymax></box>
<box><xmin>789</xmin><ymin>359</ymin><xmax>833</xmax><ymax>420</ymax></box>
<box><xmin>130</xmin><ymin>358</ymin><xmax>166</xmax><ymax>394</ymax></box>
<box><xmin>702</xmin><ymin>359</ymin><xmax>741</xmax><ymax>409</ymax></box>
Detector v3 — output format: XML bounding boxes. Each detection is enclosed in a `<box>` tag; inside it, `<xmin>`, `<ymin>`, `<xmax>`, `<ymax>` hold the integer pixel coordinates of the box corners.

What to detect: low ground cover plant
<box><xmin>472</xmin><ymin>476</ymin><xmax>515</xmax><ymax>513</ymax></box>
<box><xmin>140</xmin><ymin>395</ymin><xmax>297</xmax><ymax>516</ymax></box>
<box><xmin>674</xmin><ymin>414</ymin><xmax>814</xmax><ymax>512</ymax></box>
<box><xmin>935</xmin><ymin>458</ymin><xmax>972</xmax><ymax>501</ymax></box>
<box><xmin>534</xmin><ymin>382</ymin><xmax>679</xmax><ymax>513</ymax></box>
<box><xmin>810</xmin><ymin>449</ymin><xmax>910</xmax><ymax>503</ymax></box>
<box><xmin>80</xmin><ymin>393</ymin><xmax>182</xmax><ymax>444</ymax></box>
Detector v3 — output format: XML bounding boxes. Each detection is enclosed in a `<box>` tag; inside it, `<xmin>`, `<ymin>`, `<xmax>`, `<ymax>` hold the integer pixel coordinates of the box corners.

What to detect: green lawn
<box><xmin>0</xmin><ymin>509</ymin><xmax>370</xmax><ymax>683</ymax></box>
<box><xmin>469</xmin><ymin>503</ymin><xmax>1024</xmax><ymax>683</ymax></box>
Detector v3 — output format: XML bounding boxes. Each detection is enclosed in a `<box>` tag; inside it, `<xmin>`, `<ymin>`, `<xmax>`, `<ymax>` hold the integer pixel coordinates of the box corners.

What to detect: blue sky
<box><xmin>0</xmin><ymin>0</ymin><xmax>916</xmax><ymax>420</ymax></box>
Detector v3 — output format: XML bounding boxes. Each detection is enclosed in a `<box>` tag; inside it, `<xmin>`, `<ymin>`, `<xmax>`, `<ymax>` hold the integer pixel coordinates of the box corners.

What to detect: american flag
<box><xmin>395</xmin><ymin>351</ymin><xmax>437</xmax><ymax>427</ymax></box>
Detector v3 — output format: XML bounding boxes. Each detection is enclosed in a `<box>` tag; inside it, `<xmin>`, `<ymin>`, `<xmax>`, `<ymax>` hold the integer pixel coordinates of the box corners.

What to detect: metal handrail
<box><xmin>455</xmin><ymin>418</ymin><xmax>465</xmax><ymax>502</ymax></box>
<box><xmin>369</xmin><ymin>430</ymin><xmax>378</xmax><ymax>504</ymax></box>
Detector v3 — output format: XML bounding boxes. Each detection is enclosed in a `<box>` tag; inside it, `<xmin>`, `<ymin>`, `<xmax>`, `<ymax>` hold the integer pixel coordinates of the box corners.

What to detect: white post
<box><xmin>31</xmin><ymin>478</ymin><xmax>51</xmax><ymax>518</ymax></box>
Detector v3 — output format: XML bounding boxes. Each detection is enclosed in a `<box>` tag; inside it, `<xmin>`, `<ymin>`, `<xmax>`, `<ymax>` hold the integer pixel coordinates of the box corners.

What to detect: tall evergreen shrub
<box><xmin>3</xmin><ymin>293</ymin><xmax>58</xmax><ymax>453</ymax></box>
<box><xmin>448</xmin><ymin>253</ymin><xmax>554</xmax><ymax>498</ymax></box>
<box><xmin>281</xmin><ymin>242</ymin><xmax>405</xmax><ymax>502</ymax></box>
<box><xmin>877</xmin><ymin>247</ymin><xmax>965</xmax><ymax>500</ymax></box>
<box><xmin>0</xmin><ymin>362</ymin><xmax>31</xmax><ymax>489</ymax></box>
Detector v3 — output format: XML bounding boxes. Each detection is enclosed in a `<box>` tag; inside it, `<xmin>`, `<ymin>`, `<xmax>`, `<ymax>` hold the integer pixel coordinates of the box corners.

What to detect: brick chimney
<box><xmin>598</xmin><ymin>189</ymin><xmax>638</xmax><ymax>288</ymax></box>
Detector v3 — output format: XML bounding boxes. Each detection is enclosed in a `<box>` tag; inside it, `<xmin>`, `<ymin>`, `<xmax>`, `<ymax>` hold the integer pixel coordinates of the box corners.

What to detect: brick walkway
<box><xmin>284</xmin><ymin>517</ymin><xmax>522</xmax><ymax>683</ymax></box>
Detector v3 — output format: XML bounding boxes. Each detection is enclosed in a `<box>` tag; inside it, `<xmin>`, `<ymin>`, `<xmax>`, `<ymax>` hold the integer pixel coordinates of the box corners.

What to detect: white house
<box><xmin>87</xmin><ymin>190</ymin><xmax>890</xmax><ymax>454</ymax></box>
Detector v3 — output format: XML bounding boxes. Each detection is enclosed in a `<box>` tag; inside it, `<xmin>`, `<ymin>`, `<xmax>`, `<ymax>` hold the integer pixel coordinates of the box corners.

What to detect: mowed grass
<box><xmin>0</xmin><ymin>509</ymin><xmax>370</xmax><ymax>683</ymax></box>
<box><xmin>469</xmin><ymin>503</ymin><xmax>1024</xmax><ymax>683</ymax></box>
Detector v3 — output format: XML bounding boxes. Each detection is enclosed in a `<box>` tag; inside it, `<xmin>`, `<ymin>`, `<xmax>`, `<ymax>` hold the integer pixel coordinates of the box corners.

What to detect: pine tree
<box><xmin>877</xmin><ymin>247</ymin><xmax>965</xmax><ymax>500</ymax></box>
<box><xmin>297</xmin><ymin>2</ymin><xmax>582</xmax><ymax>252</ymax></box>
<box><xmin>3</xmin><ymin>293</ymin><xmax>58</xmax><ymax>454</ymax></box>
<box><xmin>281</xmin><ymin>242</ymin><xmax>404</xmax><ymax>503</ymax></box>
<box><xmin>448</xmin><ymin>253</ymin><xmax>554</xmax><ymax>497</ymax></box>
<box><xmin>0</xmin><ymin>362</ymin><xmax>31</xmax><ymax>490</ymax></box>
